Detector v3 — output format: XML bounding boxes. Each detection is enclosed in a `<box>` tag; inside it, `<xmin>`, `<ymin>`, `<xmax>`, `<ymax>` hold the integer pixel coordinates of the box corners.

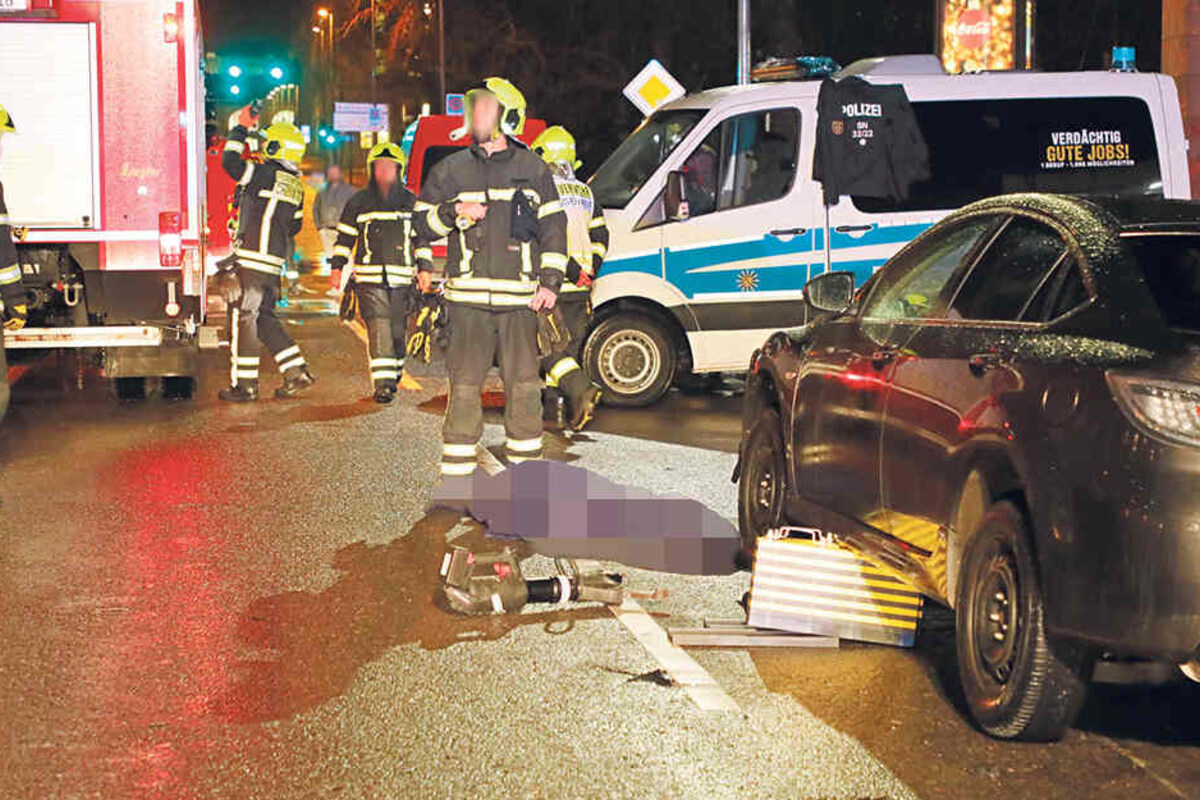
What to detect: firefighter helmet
<box><xmin>0</xmin><ymin>104</ymin><xmax>15</xmax><ymax>135</ymax></box>
<box><xmin>367</xmin><ymin>140</ymin><xmax>406</xmax><ymax>172</ymax></box>
<box><xmin>453</xmin><ymin>77</ymin><xmax>527</xmax><ymax>141</ymax></box>
<box><xmin>531</xmin><ymin>125</ymin><xmax>581</xmax><ymax>170</ymax></box>
<box><xmin>262</xmin><ymin>122</ymin><xmax>306</xmax><ymax>163</ymax></box>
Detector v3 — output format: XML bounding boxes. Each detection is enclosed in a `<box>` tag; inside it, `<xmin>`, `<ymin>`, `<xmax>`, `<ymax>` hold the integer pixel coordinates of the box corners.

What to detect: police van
<box><xmin>584</xmin><ymin>55</ymin><xmax>1190</xmax><ymax>406</ymax></box>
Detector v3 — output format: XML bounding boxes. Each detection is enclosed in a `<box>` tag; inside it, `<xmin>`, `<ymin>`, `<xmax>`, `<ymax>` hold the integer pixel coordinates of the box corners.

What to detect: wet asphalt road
<box><xmin>2</xmin><ymin>297</ymin><xmax>1199</xmax><ymax>800</ymax></box>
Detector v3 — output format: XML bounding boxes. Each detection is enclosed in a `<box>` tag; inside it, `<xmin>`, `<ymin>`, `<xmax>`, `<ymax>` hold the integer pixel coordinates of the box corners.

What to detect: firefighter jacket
<box><xmin>222</xmin><ymin>125</ymin><xmax>305</xmax><ymax>276</ymax></box>
<box><xmin>0</xmin><ymin>181</ymin><xmax>22</xmax><ymax>313</ymax></box>
<box><xmin>330</xmin><ymin>181</ymin><xmax>424</xmax><ymax>287</ymax></box>
<box><xmin>549</xmin><ymin>168</ymin><xmax>609</xmax><ymax>295</ymax></box>
<box><xmin>413</xmin><ymin>138</ymin><xmax>568</xmax><ymax>309</ymax></box>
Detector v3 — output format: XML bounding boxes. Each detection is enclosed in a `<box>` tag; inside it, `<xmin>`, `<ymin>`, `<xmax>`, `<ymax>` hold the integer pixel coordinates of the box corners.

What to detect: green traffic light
<box><xmin>270</xmin><ymin>66</ymin><xmax>284</xmax><ymax>80</ymax></box>
<box><xmin>230</xmin><ymin>84</ymin><xmax>241</xmax><ymax>96</ymax></box>
<box><xmin>228</xmin><ymin>65</ymin><xmax>242</xmax><ymax>78</ymax></box>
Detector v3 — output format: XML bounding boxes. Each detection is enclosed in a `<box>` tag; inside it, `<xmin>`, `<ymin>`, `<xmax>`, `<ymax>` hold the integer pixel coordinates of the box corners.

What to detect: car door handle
<box><xmin>968</xmin><ymin>352</ymin><xmax>1002</xmax><ymax>376</ymax></box>
<box><xmin>870</xmin><ymin>349</ymin><xmax>895</xmax><ymax>370</ymax></box>
<box><xmin>834</xmin><ymin>224</ymin><xmax>875</xmax><ymax>233</ymax></box>
<box><xmin>769</xmin><ymin>227</ymin><xmax>807</xmax><ymax>237</ymax></box>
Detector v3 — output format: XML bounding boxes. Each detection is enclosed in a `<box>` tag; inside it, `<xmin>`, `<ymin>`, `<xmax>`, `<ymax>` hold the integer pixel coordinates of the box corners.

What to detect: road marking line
<box><xmin>610</xmin><ymin>597</ymin><xmax>739</xmax><ymax>712</ymax></box>
<box><xmin>344</xmin><ymin>319</ymin><xmax>423</xmax><ymax>390</ymax></box>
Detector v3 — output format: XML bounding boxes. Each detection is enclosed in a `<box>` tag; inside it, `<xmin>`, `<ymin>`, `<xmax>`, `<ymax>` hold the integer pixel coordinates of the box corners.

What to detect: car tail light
<box><xmin>1107</xmin><ymin>373</ymin><xmax>1200</xmax><ymax>447</ymax></box>
<box><xmin>159</xmin><ymin>211</ymin><xmax>182</xmax><ymax>268</ymax></box>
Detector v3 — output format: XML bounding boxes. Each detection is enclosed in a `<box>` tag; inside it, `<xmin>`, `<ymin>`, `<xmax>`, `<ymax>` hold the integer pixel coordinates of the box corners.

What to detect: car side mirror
<box><xmin>804</xmin><ymin>271</ymin><xmax>856</xmax><ymax>314</ymax></box>
<box><xmin>663</xmin><ymin>170</ymin><xmax>690</xmax><ymax>222</ymax></box>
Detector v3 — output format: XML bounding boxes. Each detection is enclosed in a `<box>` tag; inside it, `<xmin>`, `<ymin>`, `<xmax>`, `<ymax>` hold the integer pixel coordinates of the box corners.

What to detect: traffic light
<box><xmin>228</xmin><ymin>64</ymin><xmax>242</xmax><ymax>78</ymax></box>
<box><xmin>270</xmin><ymin>66</ymin><xmax>284</xmax><ymax>81</ymax></box>
<box><xmin>230</xmin><ymin>84</ymin><xmax>241</xmax><ymax>96</ymax></box>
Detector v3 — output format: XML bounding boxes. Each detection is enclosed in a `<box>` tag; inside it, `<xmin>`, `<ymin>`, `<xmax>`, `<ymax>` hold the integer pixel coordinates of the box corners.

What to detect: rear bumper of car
<box><xmin>1046</xmin><ymin>422</ymin><xmax>1200</xmax><ymax>662</ymax></box>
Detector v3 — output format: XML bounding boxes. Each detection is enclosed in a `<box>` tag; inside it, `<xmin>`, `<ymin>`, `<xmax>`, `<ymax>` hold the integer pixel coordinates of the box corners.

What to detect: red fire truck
<box><xmin>0</xmin><ymin>0</ymin><xmax>209</xmax><ymax>397</ymax></box>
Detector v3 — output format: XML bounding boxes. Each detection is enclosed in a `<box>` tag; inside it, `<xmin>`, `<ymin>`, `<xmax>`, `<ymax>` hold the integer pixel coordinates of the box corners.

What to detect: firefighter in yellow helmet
<box><xmin>217</xmin><ymin>106</ymin><xmax>314</xmax><ymax>402</ymax></box>
<box><xmin>0</xmin><ymin>103</ymin><xmax>26</xmax><ymax>423</ymax></box>
<box><xmin>449</xmin><ymin>77</ymin><xmax>527</xmax><ymax>141</ymax></box>
<box><xmin>330</xmin><ymin>140</ymin><xmax>426</xmax><ymax>403</ymax></box>
<box><xmin>530</xmin><ymin>126</ymin><xmax>605</xmax><ymax>430</ymax></box>
<box><xmin>413</xmin><ymin>78</ymin><xmax>568</xmax><ymax>478</ymax></box>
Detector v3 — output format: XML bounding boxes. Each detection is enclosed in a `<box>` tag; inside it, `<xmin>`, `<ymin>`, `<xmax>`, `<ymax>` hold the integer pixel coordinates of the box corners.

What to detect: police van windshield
<box><xmin>590</xmin><ymin>109</ymin><xmax>705</xmax><ymax>209</ymax></box>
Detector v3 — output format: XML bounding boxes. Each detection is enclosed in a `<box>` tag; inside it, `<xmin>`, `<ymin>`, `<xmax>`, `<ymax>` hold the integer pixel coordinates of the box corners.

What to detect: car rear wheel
<box><xmin>737</xmin><ymin>406</ymin><xmax>787</xmax><ymax>557</ymax></box>
<box><xmin>584</xmin><ymin>313</ymin><xmax>676</xmax><ymax>408</ymax></box>
<box><xmin>955</xmin><ymin>500</ymin><xmax>1092</xmax><ymax>741</ymax></box>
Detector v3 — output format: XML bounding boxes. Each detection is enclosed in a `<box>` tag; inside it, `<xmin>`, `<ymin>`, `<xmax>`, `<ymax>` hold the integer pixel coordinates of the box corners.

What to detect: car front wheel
<box><xmin>955</xmin><ymin>500</ymin><xmax>1092</xmax><ymax>741</ymax></box>
<box><xmin>737</xmin><ymin>406</ymin><xmax>787</xmax><ymax>557</ymax></box>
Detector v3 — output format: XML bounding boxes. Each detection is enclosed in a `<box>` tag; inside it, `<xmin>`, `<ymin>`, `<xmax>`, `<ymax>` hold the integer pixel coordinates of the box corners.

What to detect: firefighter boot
<box><xmin>374</xmin><ymin>380</ymin><xmax>397</xmax><ymax>404</ymax></box>
<box><xmin>568</xmin><ymin>384</ymin><xmax>602</xmax><ymax>432</ymax></box>
<box><xmin>219</xmin><ymin>383</ymin><xmax>259</xmax><ymax>403</ymax></box>
<box><xmin>275</xmin><ymin>366</ymin><xmax>316</xmax><ymax>399</ymax></box>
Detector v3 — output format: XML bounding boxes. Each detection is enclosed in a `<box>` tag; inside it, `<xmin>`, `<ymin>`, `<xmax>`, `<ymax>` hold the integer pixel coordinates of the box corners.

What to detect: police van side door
<box><xmin>660</xmin><ymin>102</ymin><xmax>819</xmax><ymax>349</ymax></box>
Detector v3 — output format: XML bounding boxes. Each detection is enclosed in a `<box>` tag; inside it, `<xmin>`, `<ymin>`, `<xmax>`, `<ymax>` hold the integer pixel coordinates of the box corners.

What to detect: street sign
<box><xmin>445</xmin><ymin>93</ymin><xmax>465</xmax><ymax>116</ymax></box>
<box><xmin>622</xmin><ymin>59</ymin><xmax>686</xmax><ymax>118</ymax></box>
<box><xmin>333</xmin><ymin>102</ymin><xmax>390</xmax><ymax>133</ymax></box>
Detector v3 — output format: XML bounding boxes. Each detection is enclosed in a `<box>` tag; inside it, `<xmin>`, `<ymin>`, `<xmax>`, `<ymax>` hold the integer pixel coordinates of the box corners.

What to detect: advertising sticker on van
<box><xmin>1042</xmin><ymin>128</ymin><xmax>1134</xmax><ymax>170</ymax></box>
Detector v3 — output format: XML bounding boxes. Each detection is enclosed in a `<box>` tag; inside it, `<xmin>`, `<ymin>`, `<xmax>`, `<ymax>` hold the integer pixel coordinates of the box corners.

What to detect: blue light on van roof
<box><xmin>1112</xmin><ymin>46</ymin><xmax>1136</xmax><ymax>72</ymax></box>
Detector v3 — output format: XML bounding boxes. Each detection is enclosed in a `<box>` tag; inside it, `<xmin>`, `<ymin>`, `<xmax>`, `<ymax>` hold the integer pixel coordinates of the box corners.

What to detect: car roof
<box><xmin>1078</xmin><ymin>196</ymin><xmax>1200</xmax><ymax>233</ymax></box>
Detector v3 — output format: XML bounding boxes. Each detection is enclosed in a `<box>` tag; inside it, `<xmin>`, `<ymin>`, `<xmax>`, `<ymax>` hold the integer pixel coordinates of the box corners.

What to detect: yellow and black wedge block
<box><xmin>748</xmin><ymin>537</ymin><xmax>924</xmax><ymax>647</ymax></box>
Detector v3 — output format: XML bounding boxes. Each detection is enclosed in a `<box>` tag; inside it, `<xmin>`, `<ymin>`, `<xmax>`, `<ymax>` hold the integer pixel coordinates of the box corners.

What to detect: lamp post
<box><xmin>438</xmin><ymin>0</ymin><xmax>445</xmax><ymax>113</ymax></box>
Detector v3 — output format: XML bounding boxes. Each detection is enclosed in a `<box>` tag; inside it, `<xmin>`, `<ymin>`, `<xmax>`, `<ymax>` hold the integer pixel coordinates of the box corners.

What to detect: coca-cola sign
<box><xmin>955</xmin><ymin>9</ymin><xmax>993</xmax><ymax>50</ymax></box>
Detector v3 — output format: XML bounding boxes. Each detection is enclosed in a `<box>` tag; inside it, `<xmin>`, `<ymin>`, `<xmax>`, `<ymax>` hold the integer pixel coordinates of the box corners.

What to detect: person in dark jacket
<box><xmin>412</xmin><ymin>77</ymin><xmax>568</xmax><ymax>478</ymax></box>
<box><xmin>0</xmin><ymin>103</ymin><xmax>26</xmax><ymax>423</ymax></box>
<box><xmin>314</xmin><ymin>164</ymin><xmax>357</xmax><ymax>277</ymax></box>
<box><xmin>218</xmin><ymin>105</ymin><xmax>315</xmax><ymax>402</ymax></box>
<box><xmin>330</xmin><ymin>141</ymin><xmax>426</xmax><ymax>403</ymax></box>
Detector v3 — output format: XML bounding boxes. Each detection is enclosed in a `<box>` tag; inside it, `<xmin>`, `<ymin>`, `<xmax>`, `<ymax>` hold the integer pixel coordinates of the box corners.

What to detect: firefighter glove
<box><xmin>3</xmin><ymin>303</ymin><xmax>27</xmax><ymax>331</ymax></box>
<box><xmin>339</xmin><ymin>280</ymin><xmax>359</xmax><ymax>322</ymax></box>
<box><xmin>536</xmin><ymin>306</ymin><xmax>571</xmax><ymax>358</ymax></box>
<box><xmin>215</xmin><ymin>268</ymin><xmax>242</xmax><ymax>305</ymax></box>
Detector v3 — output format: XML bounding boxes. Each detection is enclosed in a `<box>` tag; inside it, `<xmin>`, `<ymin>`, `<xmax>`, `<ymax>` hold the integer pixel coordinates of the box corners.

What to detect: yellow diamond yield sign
<box><xmin>623</xmin><ymin>59</ymin><xmax>686</xmax><ymax>117</ymax></box>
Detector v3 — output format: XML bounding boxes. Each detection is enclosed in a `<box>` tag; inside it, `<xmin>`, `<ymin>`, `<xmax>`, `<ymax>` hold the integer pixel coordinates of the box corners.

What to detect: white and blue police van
<box><xmin>583</xmin><ymin>55</ymin><xmax>1191</xmax><ymax>406</ymax></box>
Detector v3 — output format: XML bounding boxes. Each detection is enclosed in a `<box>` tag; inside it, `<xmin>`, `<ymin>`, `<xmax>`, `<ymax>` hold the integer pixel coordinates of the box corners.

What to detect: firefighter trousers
<box><xmin>229</xmin><ymin>269</ymin><xmax>308</xmax><ymax>389</ymax></box>
<box><xmin>440</xmin><ymin>304</ymin><xmax>542</xmax><ymax>477</ymax></box>
<box><xmin>540</xmin><ymin>294</ymin><xmax>592</xmax><ymax>412</ymax></box>
<box><xmin>356</xmin><ymin>284</ymin><xmax>410</xmax><ymax>389</ymax></box>
<box><xmin>0</xmin><ymin>333</ymin><xmax>9</xmax><ymax>425</ymax></box>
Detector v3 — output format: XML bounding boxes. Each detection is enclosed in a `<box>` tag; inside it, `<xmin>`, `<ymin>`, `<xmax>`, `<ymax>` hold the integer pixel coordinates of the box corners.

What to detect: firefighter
<box><xmin>0</xmin><ymin>103</ymin><xmax>27</xmax><ymax>423</ymax></box>
<box><xmin>530</xmin><ymin>125</ymin><xmax>606</xmax><ymax>430</ymax></box>
<box><xmin>413</xmin><ymin>78</ymin><xmax>568</xmax><ymax>478</ymax></box>
<box><xmin>330</xmin><ymin>141</ymin><xmax>426</xmax><ymax>403</ymax></box>
<box><xmin>218</xmin><ymin>105</ymin><xmax>315</xmax><ymax>402</ymax></box>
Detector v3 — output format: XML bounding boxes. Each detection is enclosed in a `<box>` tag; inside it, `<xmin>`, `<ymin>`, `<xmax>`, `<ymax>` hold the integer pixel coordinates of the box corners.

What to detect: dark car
<box><xmin>736</xmin><ymin>193</ymin><xmax>1200</xmax><ymax>741</ymax></box>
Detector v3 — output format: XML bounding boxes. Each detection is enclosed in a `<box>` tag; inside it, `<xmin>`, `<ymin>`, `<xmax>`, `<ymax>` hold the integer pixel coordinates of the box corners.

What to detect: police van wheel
<box><xmin>955</xmin><ymin>500</ymin><xmax>1092</xmax><ymax>741</ymax></box>
<box><xmin>584</xmin><ymin>313</ymin><xmax>676</xmax><ymax>408</ymax></box>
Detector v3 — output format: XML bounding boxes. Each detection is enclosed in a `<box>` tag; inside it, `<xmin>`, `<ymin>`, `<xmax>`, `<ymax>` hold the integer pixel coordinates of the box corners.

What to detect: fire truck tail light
<box><xmin>163</xmin><ymin>13</ymin><xmax>180</xmax><ymax>44</ymax></box>
<box><xmin>159</xmin><ymin>212</ymin><xmax>183</xmax><ymax>268</ymax></box>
